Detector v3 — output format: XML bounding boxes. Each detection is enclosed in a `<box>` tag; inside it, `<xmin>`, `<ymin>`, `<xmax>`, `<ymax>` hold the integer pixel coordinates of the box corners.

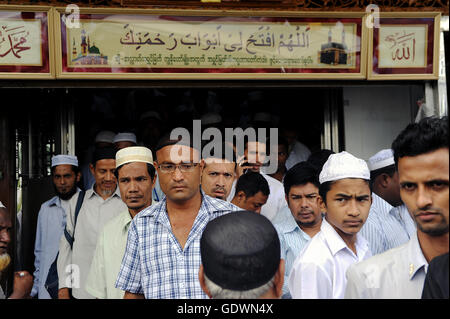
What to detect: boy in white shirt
<box><xmin>288</xmin><ymin>151</ymin><xmax>372</xmax><ymax>299</ymax></box>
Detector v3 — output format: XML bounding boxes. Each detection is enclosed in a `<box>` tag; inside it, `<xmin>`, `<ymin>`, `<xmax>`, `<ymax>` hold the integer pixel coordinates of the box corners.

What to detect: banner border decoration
<box><xmin>0</xmin><ymin>5</ymin><xmax>55</xmax><ymax>79</ymax></box>
<box><xmin>54</xmin><ymin>7</ymin><xmax>368</xmax><ymax>80</ymax></box>
<box><xmin>367</xmin><ymin>12</ymin><xmax>440</xmax><ymax>80</ymax></box>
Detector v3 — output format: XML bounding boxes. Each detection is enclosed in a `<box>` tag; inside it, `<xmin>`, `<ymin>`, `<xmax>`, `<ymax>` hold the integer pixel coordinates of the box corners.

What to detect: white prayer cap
<box><xmin>95</xmin><ymin>130</ymin><xmax>116</xmax><ymax>143</ymax></box>
<box><xmin>51</xmin><ymin>155</ymin><xmax>78</xmax><ymax>168</ymax></box>
<box><xmin>253</xmin><ymin>112</ymin><xmax>271</xmax><ymax>123</ymax></box>
<box><xmin>367</xmin><ymin>149</ymin><xmax>395</xmax><ymax>171</ymax></box>
<box><xmin>139</xmin><ymin>110</ymin><xmax>162</xmax><ymax>122</ymax></box>
<box><xmin>319</xmin><ymin>151</ymin><xmax>370</xmax><ymax>184</ymax></box>
<box><xmin>113</xmin><ymin>132</ymin><xmax>137</xmax><ymax>144</ymax></box>
<box><xmin>0</xmin><ymin>201</ymin><xmax>5</xmax><ymax>209</ymax></box>
<box><xmin>201</xmin><ymin>112</ymin><xmax>222</xmax><ymax>126</ymax></box>
<box><xmin>116</xmin><ymin>146</ymin><xmax>153</xmax><ymax>169</ymax></box>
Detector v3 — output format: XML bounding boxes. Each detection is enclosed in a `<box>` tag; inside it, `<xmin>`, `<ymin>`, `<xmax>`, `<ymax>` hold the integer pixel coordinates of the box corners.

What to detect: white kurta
<box><xmin>57</xmin><ymin>186</ymin><xmax>127</xmax><ymax>299</ymax></box>
<box><xmin>85</xmin><ymin>199</ymin><xmax>157</xmax><ymax>299</ymax></box>
<box><xmin>288</xmin><ymin>219</ymin><xmax>371</xmax><ymax>299</ymax></box>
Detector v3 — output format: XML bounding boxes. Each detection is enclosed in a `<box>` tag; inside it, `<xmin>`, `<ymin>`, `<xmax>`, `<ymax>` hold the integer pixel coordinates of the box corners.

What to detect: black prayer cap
<box><xmin>92</xmin><ymin>146</ymin><xmax>116</xmax><ymax>164</ymax></box>
<box><xmin>200</xmin><ymin>210</ymin><xmax>281</xmax><ymax>291</ymax></box>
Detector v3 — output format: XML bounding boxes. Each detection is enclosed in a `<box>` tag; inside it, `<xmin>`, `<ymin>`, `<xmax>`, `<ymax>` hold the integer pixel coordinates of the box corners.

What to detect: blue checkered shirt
<box><xmin>115</xmin><ymin>192</ymin><xmax>240</xmax><ymax>299</ymax></box>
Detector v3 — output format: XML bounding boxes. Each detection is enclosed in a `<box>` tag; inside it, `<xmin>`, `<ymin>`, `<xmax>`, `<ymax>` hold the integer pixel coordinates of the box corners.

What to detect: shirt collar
<box><xmin>48</xmin><ymin>188</ymin><xmax>81</xmax><ymax>207</ymax></box>
<box><xmin>278</xmin><ymin>212</ymin><xmax>312</xmax><ymax>240</ymax></box>
<box><xmin>88</xmin><ymin>184</ymin><xmax>121</xmax><ymax>199</ymax></box>
<box><xmin>321</xmin><ymin>219</ymin><xmax>348</xmax><ymax>256</ymax></box>
<box><xmin>48</xmin><ymin>196</ymin><xmax>60</xmax><ymax>207</ymax></box>
<box><xmin>407</xmin><ymin>232</ymin><xmax>429</xmax><ymax>280</ymax></box>
<box><xmin>321</xmin><ymin>219</ymin><xmax>369</xmax><ymax>257</ymax></box>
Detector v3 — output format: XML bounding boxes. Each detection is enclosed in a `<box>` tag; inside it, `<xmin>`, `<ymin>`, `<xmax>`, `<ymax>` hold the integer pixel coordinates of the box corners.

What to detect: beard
<box><xmin>0</xmin><ymin>253</ymin><xmax>11</xmax><ymax>272</ymax></box>
<box><xmin>54</xmin><ymin>184</ymin><xmax>78</xmax><ymax>201</ymax></box>
<box><xmin>100</xmin><ymin>189</ymin><xmax>114</xmax><ymax>197</ymax></box>
<box><xmin>413</xmin><ymin>209</ymin><xmax>449</xmax><ymax>237</ymax></box>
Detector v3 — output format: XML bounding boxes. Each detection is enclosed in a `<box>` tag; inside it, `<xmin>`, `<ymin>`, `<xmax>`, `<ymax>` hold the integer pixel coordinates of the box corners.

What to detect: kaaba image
<box><xmin>318</xmin><ymin>29</ymin><xmax>348</xmax><ymax>65</ymax></box>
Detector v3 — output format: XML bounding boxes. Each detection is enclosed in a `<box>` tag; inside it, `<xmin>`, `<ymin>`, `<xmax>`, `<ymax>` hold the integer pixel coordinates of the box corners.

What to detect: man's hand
<box><xmin>58</xmin><ymin>287</ymin><xmax>71</xmax><ymax>299</ymax></box>
<box><xmin>8</xmin><ymin>271</ymin><xmax>33</xmax><ymax>299</ymax></box>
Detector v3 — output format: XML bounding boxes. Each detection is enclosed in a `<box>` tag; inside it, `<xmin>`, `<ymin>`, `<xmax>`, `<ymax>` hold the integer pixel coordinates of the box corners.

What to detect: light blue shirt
<box><xmin>274</xmin><ymin>208</ymin><xmax>312</xmax><ymax>299</ymax></box>
<box><xmin>361</xmin><ymin>194</ymin><xmax>416</xmax><ymax>255</ymax></box>
<box><xmin>31</xmin><ymin>190</ymin><xmax>79</xmax><ymax>299</ymax></box>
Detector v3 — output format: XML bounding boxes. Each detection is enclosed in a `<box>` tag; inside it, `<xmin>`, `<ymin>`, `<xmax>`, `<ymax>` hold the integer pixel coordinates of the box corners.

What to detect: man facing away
<box><xmin>115</xmin><ymin>136</ymin><xmax>240</xmax><ymax>299</ymax></box>
<box><xmin>345</xmin><ymin>116</ymin><xmax>449</xmax><ymax>299</ymax></box>
<box><xmin>57</xmin><ymin>147</ymin><xmax>127</xmax><ymax>299</ymax></box>
<box><xmin>85</xmin><ymin>146</ymin><xmax>156</xmax><ymax>299</ymax></box>
<box><xmin>31</xmin><ymin>155</ymin><xmax>81</xmax><ymax>299</ymax></box>
<box><xmin>288</xmin><ymin>151</ymin><xmax>372</xmax><ymax>299</ymax></box>
<box><xmin>274</xmin><ymin>161</ymin><xmax>323</xmax><ymax>298</ymax></box>
<box><xmin>231</xmin><ymin>172</ymin><xmax>270</xmax><ymax>214</ymax></box>
<box><xmin>198</xmin><ymin>211</ymin><xmax>284</xmax><ymax>299</ymax></box>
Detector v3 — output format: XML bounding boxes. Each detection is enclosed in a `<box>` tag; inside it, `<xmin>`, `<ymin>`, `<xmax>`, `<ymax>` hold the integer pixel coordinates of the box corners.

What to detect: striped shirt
<box><xmin>274</xmin><ymin>208</ymin><xmax>313</xmax><ymax>298</ymax></box>
<box><xmin>115</xmin><ymin>192</ymin><xmax>240</xmax><ymax>299</ymax></box>
<box><xmin>360</xmin><ymin>194</ymin><xmax>416</xmax><ymax>255</ymax></box>
<box><xmin>361</xmin><ymin>194</ymin><xmax>416</xmax><ymax>255</ymax></box>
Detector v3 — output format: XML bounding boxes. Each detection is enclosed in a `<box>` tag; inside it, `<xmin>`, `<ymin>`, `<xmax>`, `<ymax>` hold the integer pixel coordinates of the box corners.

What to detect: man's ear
<box><xmin>273</xmin><ymin>259</ymin><xmax>285</xmax><ymax>299</ymax></box>
<box><xmin>76</xmin><ymin>172</ymin><xmax>81</xmax><ymax>183</ymax></box>
<box><xmin>380</xmin><ymin>173</ymin><xmax>390</xmax><ymax>189</ymax></box>
<box><xmin>236</xmin><ymin>191</ymin><xmax>247</xmax><ymax>203</ymax></box>
<box><xmin>89</xmin><ymin>163</ymin><xmax>95</xmax><ymax>176</ymax></box>
<box><xmin>321</xmin><ymin>199</ymin><xmax>327</xmax><ymax>215</ymax></box>
<box><xmin>198</xmin><ymin>264</ymin><xmax>212</xmax><ymax>299</ymax></box>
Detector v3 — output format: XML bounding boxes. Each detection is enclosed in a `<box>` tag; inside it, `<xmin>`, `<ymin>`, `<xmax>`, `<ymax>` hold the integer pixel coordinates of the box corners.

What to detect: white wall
<box><xmin>342</xmin><ymin>85</ymin><xmax>422</xmax><ymax>161</ymax></box>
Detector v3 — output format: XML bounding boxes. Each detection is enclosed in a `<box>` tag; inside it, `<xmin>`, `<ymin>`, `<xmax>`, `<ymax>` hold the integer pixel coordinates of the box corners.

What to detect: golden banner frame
<box><xmin>53</xmin><ymin>7</ymin><xmax>369</xmax><ymax>80</ymax></box>
<box><xmin>367</xmin><ymin>12</ymin><xmax>440</xmax><ymax>80</ymax></box>
<box><xmin>0</xmin><ymin>5</ymin><xmax>56</xmax><ymax>79</ymax></box>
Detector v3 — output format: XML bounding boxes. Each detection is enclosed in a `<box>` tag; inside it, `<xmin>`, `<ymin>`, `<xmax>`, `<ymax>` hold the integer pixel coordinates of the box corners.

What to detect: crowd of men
<box><xmin>0</xmin><ymin>115</ymin><xmax>448</xmax><ymax>300</ymax></box>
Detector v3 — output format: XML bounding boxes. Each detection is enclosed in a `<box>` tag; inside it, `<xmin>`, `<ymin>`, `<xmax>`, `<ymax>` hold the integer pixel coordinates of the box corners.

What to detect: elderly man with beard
<box><xmin>0</xmin><ymin>202</ymin><xmax>33</xmax><ymax>299</ymax></box>
<box><xmin>30</xmin><ymin>155</ymin><xmax>81</xmax><ymax>299</ymax></box>
<box><xmin>57</xmin><ymin>147</ymin><xmax>127</xmax><ymax>299</ymax></box>
<box><xmin>345</xmin><ymin>116</ymin><xmax>449</xmax><ymax>299</ymax></box>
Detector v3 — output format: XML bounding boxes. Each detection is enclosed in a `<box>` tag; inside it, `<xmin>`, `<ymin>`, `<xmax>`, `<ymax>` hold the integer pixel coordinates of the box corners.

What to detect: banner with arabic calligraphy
<box><xmin>57</xmin><ymin>11</ymin><xmax>365</xmax><ymax>79</ymax></box>
<box><xmin>369</xmin><ymin>14</ymin><xmax>439</xmax><ymax>80</ymax></box>
<box><xmin>0</xmin><ymin>8</ymin><xmax>53</xmax><ymax>78</ymax></box>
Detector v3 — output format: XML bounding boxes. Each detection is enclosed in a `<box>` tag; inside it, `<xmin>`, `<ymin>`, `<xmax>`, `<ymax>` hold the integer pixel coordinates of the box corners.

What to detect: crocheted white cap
<box><xmin>367</xmin><ymin>149</ymin><xmax>395</xmax><ymax>171</ymax></box>
<box><xmin>51</xmin><ymin>155</ymin><xmax>78</xmax><ymax>167</ymax></box>
<box><xmin>113</xmin><ymin>132</ymin><xmax>137</xmax><ymax>144</ymax></box>
<box><xmin>95</xmin><ymin>130</ymin><xmax>115</xmax><ymax>143</ymax></box>
<box><xmin>116</xmin><ymin>146</ymin><xmax>153</xmax><ymax>168</ymax></box>
<box><xmin>319</xmin><ymin>151</ymin><xmax>370</xmax><ymax>184</ymax></box>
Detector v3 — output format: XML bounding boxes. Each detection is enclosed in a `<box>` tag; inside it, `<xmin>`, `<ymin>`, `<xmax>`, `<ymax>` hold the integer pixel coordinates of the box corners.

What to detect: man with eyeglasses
<box><xmin>115</xmin><ymin>135</ymin><xmax>240</xmax><ymax>299</ymax></box>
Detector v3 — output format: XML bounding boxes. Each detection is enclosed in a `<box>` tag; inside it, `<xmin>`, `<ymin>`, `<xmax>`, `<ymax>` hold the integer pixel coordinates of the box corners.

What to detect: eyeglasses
<box><xmin>158</xmin><ymin>163</ymin><xmax>199</xmax><ymax>173</ymax></box>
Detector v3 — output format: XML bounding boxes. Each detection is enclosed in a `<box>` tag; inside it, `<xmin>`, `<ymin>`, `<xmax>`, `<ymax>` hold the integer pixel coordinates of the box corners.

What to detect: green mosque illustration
<box><xmin>71</xmin><ymin>30</ymin><xmax>108</xmax><ymax>65</ymax></box>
